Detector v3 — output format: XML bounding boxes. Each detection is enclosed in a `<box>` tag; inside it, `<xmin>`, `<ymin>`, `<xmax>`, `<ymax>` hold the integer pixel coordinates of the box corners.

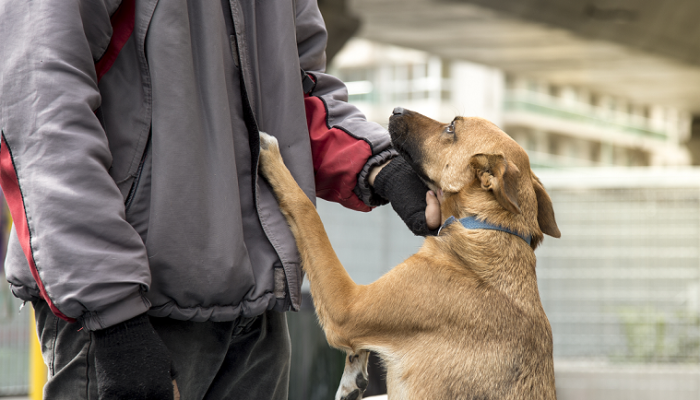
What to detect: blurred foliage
<box><xmin>615</xmin><ymin>306</ymin><xmax>700</xmax><ymax>363</ymax></box>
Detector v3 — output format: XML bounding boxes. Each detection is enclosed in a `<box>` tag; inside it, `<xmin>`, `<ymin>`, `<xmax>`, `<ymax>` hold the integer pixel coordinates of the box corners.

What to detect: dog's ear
<box><xmin>531</xmin><ymin>174</ymin><xmax>561</xmax><ymax>238</ymax></box>
<box><xmin>466</xmin><ymin>153</ymin><xmax>521</xmax><ymax>215</ymax></box>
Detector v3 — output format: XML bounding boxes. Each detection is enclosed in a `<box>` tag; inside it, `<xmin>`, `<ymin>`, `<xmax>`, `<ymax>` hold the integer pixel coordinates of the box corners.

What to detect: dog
<box><xmin>258</xmin><ymin>107</ymin><xmax>561</xmax><ymax>400</ymax></box>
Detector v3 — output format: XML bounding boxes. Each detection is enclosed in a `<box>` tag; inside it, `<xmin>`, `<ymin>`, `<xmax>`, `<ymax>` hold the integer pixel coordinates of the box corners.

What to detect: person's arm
<box><xmin>1</xmin><ymin>0</ymin><xmax>148</xmax><ymax>329</ymax></box>
<box><xmin>0</xmin><ymin>2</ymin><xmax>173</xmax><ymax>398</ymax></box>
<box><xmin>295</xmin><ymin>0</ymin><xmax>395</xmax><ymax>212</ymax></box>
<box><xmin>294</xmin><ymin>0</ymin><xmax>439</xmax><ymax>235</ymax></box>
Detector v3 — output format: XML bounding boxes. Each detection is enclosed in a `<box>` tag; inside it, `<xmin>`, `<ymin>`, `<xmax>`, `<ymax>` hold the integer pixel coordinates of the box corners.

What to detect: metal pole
<box><xmin>28</xmin><ymin>307</ymin><xmax>46</xmax><ymax>400</ymax></box>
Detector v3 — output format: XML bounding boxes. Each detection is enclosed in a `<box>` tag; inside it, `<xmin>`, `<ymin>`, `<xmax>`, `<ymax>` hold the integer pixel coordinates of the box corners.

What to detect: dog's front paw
<box><xmin>336</xmin><ymin>350</ymin><xmax>370</xmax><ymax>400</ymax></box>
<box><xmin>258</xmin><ymin>131</ymin><xmax>283</xmax><ymax>179</ymax></box>
<box><xmin>259</xmin><ymin>131</ymin><xmax>279</xmax><ymax>151</ymax></box>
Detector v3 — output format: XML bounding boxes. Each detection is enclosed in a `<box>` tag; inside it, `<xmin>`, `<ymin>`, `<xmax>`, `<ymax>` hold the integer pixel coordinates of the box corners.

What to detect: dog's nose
<box><xmin>392</xmin><ymin>107</ymin><xmax>405</xmax><ymax>116</ymax></box>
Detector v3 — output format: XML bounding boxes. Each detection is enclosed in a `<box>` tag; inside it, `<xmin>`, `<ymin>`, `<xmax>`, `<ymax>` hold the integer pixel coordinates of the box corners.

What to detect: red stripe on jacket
<box><xmin>95</xmin><ymin>0</ymin><xmax>135</xmax><ymax>82</ymax></box>
<box><xmin>0</xmin><ymin>137</ymin><xmax>76</xmax><ymax>322</ymax></box>
<box><xmin>0</xmin><ymin>2</ymin><xmax>135</xmax><ymax>323</ymax></box>
<box><xmin>305</xmin><ymin>95</ymin><xmax>373</xmax><ymax>212</ymax></box>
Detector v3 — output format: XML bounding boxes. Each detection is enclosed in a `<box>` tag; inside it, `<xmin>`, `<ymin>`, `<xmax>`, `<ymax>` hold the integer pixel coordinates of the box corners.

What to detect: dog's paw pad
<box><xmin>356</xmin><ymin>374</ymin><xmax>368</xmax><ymax>391</ymax></box>
<box><xmin>259</xmin><ymin>131</ymin><xmax>279</xmax><ymax>151</ymax></box>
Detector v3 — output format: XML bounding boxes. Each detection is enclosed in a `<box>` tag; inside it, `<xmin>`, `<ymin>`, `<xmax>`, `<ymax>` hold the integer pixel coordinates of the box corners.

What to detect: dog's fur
<box><xmin>258</xmin><ymin>109</ymin><xmax>560</xmax><ymax>400</ymax></box>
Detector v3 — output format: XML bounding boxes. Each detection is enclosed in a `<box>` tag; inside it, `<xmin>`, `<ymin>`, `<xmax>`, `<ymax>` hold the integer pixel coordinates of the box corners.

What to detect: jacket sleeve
<box><xmin>295</xmin><ymin>0</ymin><xmax>397</xmax><ymax>212</ymax></box>
<box><xmin>0</xmin><ymin>0</ymin><xmax>151</xmax><ymax>330</ymax></box>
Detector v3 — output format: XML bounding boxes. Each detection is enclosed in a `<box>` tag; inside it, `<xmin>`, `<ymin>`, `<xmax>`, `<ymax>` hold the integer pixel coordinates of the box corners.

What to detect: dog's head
<box><xmin>388</xmin><ymin>108</ymin><xmax>560</xmax><ymax>249</ymax></box>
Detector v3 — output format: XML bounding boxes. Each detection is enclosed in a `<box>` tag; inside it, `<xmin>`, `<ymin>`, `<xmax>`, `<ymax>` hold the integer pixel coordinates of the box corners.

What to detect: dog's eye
<box><xmin>445</xmin><ymin>121</ymin><xmax>456</xmax><ymax>134</ymax></box>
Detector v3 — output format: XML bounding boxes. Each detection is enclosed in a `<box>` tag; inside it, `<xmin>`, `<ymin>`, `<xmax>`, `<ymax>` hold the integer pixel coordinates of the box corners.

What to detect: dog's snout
<box><xmin>392</xmin><ymin>107</ymin><xmax>405</xmax><ymax>116</ymax></box>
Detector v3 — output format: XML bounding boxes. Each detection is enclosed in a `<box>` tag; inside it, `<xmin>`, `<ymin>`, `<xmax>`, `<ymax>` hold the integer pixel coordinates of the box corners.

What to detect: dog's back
<box><xmin>372</xmin><ymin>232</ymin><xmax>555</xmax><ymax>399</ymax></box>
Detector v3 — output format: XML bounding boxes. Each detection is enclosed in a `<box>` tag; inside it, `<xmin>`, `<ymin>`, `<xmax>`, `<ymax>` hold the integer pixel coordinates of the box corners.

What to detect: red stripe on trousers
<box><xmin>0</xmin><ymin>136</ymin><xmax>76</xmax><ymax>322</ymax></box>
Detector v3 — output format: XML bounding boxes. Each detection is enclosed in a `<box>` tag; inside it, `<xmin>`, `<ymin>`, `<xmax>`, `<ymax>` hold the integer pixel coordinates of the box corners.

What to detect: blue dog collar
<box><xmin>438</xmin><ymin>215</ymin><xmax>531</xmax><ymax>245</ymax></box>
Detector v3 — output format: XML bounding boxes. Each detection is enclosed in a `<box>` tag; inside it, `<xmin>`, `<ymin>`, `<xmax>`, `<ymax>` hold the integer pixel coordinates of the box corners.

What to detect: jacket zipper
<box><xmin>124</xmin><ymin>136</ymin><xmax>151</xmax><ymax>211</ymax></box>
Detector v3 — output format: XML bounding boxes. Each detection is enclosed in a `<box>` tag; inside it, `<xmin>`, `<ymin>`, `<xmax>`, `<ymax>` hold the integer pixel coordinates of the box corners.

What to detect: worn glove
<box><xmin>93</xmin><ymin>313</ymin><xmax>174</xmax><ymax>400</ymax></box>
<box><xmin>373</xmin><ymin>156</ymin><xmax>439</xmax><ymax>236</ymax></box>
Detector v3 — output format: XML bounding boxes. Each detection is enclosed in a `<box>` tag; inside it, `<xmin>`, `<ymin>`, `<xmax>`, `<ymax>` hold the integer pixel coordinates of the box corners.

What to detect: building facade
<box><xmin>329</xmin><ymin>38</ymin><xmax>692</xmax><ymax>168</ymax></box>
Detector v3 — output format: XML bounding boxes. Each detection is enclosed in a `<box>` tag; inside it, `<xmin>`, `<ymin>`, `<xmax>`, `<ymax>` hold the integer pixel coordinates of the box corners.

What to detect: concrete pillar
<box><xmin>317</xmin><ymin>0</ymin><xmax>360</xmax><ymax>64</ymax></box>
<box><xmin>449</xmin><ymin>60</ymin><xmax>504</xmax><ymax>126</ymax></box>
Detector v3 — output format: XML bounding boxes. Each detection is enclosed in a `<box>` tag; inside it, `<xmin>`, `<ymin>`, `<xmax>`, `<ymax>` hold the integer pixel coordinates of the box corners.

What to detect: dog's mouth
<box><xmin>388</xmin><ymin>115</ymin><xmax>438</xmax><ymax>189</ymax></box>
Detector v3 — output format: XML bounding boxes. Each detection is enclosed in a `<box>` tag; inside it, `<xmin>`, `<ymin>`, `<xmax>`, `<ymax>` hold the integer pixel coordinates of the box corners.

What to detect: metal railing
<box><xmin>4</xmin><ymin>167</ymin><xmax>700</xmax><ymax>398</ymax></box>
<box><xmin>535</xmin><ymin>167</ymin><xmax>700</xmax><ymax>363</ymax></box>
<box><xmin>504</xmin><ymin>90</ymin><xmax>667</xmax><ymax>140</ymax></box>
<box><xmin>318</xmin><ymin>167</ymin><xmax>700</xmax><ymax>365</ymax></box>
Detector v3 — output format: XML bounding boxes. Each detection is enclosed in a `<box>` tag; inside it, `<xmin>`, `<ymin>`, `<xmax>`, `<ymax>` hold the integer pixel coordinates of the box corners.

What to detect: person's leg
<box><xmin>33</xmin><ymin>300</ymin><xmax>98</xmax><ymax>400</ymax></box>
<box><xmin>34</xmin><ymin>302</ymin><xmax>290</xmax><ymax>400</ymax></box>
<box><xmin>148</xmin><ymin>315</ymin><xmax>238</xmax><ymax>399</ymax></box>
<box><xmin>149</xmin><ymin>310</ymin><xmax>291</xmax><ymax>400</ymax></box>
<box><xmin>204</xmin><ymin>310</ymin><xmax>291</xmax><ymax>400</ymax></box>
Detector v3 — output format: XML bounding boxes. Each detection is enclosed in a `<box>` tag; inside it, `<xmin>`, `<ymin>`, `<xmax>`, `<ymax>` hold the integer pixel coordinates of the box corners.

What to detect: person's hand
<box><xmin>425</xmin><ymin>189</ymin><xmax>441</xmax><ymax>230</ymax></box>
<box><xmin>370</xmin><ymin>156</ymin><xmax>441</xmax><ymax>236</ymax></box>
<box><xmin>93</xmin><ymin>313</ymin><xmax>176</xmax><ymax>400</ymax></box>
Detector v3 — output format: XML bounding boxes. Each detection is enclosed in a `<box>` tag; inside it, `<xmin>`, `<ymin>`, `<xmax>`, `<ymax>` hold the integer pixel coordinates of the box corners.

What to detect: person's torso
<box><xmin>99</xmin><ymin>0</ymin><xmax>315</xmax><ymax>319</ymax></box>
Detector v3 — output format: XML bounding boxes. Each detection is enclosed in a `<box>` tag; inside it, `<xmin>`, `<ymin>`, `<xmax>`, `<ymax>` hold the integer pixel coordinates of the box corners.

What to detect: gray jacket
<box><xmin>0</xmin><ymin>0</ymin><xmax>394</xmax><ymax>330</ymax></box>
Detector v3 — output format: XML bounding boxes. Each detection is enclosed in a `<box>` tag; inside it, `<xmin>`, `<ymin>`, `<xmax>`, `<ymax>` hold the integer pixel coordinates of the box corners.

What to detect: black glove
<box><xmin>93</xmin><ymin>313</ymin><xmax>175</xmax><ymax>400</ymax></box>
<box><xmin>373</xmin><ymin>156</ymin><xmax>439</xmax><ymax>236</ymax></box>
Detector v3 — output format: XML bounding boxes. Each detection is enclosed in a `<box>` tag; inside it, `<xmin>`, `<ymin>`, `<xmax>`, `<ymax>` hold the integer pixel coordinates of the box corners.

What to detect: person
<box><xmin>0</xmin><ymin>1</ymin><xmax>440</xmax><ymax>399</ymax></box>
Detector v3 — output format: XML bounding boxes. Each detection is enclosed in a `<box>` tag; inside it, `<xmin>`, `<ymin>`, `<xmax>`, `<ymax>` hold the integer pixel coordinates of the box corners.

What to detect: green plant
<box><xmin>615</xmin><ymin>306</ymin><xmax>700</xmax><ymax>363</ymax></box>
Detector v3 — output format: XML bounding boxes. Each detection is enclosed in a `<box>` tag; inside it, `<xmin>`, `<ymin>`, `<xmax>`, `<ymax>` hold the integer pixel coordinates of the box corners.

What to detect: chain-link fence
<box><xmin>316</xmin><ymin>167</ymin><xmax>700</xmax><ymax>399</ymax></box>
<box><xmin>0</xmin><ymin>192</ymin><xmax>30</xmax><ymax>396</ymax></box>
<box><xmin>318</xmin><ymin>167</ymin><xmax>700</xmax><ymax>366</ymax></box>
<box><xmin>535</xmin><ymin>168</ymin><xmax>700</xmax><ymax>364</ymax></box>
<box><xmin>3</xmin><ymin>168</ymin><xmax>700</xmax><ymax>397</ymax></box>
<box><xmin>0</xmin><ymin>285</ymin><xmax>29</xmax><ymax>396</ymax></box>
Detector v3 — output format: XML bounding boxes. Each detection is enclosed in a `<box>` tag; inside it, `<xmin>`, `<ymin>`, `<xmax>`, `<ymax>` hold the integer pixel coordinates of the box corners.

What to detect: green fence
<box><xmin>0</xmin><ymin>288</ymin><xmax>29</xmax><ymax>396</ymax></box>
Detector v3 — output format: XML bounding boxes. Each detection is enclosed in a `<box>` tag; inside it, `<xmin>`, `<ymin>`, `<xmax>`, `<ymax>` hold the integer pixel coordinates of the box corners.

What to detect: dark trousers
<box><xmin>33</xmin><ymin>301</ymin><xmax>291</xmax><ymax>400</ymax></box>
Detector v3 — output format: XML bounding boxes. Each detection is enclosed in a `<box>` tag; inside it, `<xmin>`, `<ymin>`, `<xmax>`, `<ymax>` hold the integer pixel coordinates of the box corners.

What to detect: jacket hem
<box><xmin>79</xmin><ymin>291</ymin><xmax>152</xmax><ymax>331</ymax></box>
<box><xmin>146</xmin><ymin>292</ymin><xmax>279</xmax><ymax>322</ymax></box>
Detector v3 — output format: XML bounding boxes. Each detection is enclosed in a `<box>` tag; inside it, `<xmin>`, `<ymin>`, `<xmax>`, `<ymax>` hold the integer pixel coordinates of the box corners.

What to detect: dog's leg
<box><xmin>258</xmin><ymin>133</ymin><xmax>360</xmax><ymax>341</ymax></box>
<box><xmin>259</xmin><ymin>133</ymin><xmax>376</xmax><ymax>397</ymax></box>
<box><xmin>336</xmin><ymin>350</ymin><xmax>370</xmax><ymax>400</ymax></box>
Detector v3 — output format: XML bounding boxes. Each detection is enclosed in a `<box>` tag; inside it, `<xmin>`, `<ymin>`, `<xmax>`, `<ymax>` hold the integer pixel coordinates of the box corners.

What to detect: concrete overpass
<box><xmin>320</xmin><ymin>0</ymin><xmax>700</xmax><ymax>161</ymax></box>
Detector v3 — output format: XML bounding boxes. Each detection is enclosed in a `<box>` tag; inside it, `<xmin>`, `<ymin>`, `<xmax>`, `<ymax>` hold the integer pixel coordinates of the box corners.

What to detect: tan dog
<box><xmin>258</xmin><ymin>108</ymin><xmax>561</xmax><ymax>400</ymax></box>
